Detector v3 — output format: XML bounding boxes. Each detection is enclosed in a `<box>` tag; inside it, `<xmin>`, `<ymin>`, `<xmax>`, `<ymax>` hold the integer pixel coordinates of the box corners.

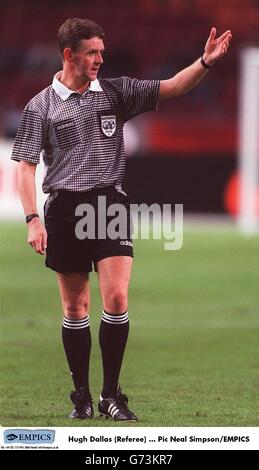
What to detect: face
<box><xmin>67</xmin><ymin>37</ymin><xmax>105</xmax><ymax>82</ymax></box>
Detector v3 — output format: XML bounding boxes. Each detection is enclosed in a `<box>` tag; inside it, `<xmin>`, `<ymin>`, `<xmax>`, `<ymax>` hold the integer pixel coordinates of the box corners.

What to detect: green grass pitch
<box><xmin>0</xmin><ymin>222</ymin><xmax>258</xmax><ymax>427</ymax></box>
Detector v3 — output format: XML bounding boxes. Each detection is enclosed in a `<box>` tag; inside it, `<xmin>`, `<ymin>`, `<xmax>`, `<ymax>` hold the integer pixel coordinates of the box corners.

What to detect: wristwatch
<box><xmin>25</xmin><ymin>213</ymin><xmax>39</xmax><ymax>223</ymax></box>
<box><xmin>201</xmin><ymin>56</ymin><xmax>211</xmax><ymax>69</ymax></box>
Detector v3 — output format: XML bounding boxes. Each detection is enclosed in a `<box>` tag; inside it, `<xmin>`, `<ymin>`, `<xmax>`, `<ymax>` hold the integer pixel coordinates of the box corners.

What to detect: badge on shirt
<box><xmin>101</xmin><ymin>115</ymin><xmax>116</xmax><ymax>137</ymax></box>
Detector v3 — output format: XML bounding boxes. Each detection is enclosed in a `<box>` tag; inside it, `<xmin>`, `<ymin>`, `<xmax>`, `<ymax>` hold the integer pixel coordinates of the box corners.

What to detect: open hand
<box><xmin>203</xmin><ymin>27</ymin><xmax>232</xmax><ymax>66</ymax></box>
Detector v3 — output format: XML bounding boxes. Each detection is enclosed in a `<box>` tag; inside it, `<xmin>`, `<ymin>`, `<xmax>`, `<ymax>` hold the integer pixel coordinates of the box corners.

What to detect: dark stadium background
<box><xmin>1</xmin><ymin>0</ymin><xmax>258</xmax><ymax>213</ymax></box>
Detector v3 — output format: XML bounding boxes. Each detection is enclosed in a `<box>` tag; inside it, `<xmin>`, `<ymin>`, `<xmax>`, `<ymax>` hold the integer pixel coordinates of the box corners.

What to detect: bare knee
<box><xmin>104</xmin><ymin>289</ymin><xmax>128</xmax><ymax>314</ymax></box>
<box><xmin>64</xmin><ymin>299</ymin><xmax>90</xmax><ymax>319</ymax></box>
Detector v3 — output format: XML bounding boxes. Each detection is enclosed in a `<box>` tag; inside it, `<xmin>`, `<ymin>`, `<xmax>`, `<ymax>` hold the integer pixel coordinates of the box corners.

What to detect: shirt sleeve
<box><xmin>120</xmin><ymin>76</ymin><xmax>160</xmax><ymax>121</ymax></box>
<box><xmin>11</xmin><ymin>105</ymin><xmax>46</xmax><ymax>164</ymax></box>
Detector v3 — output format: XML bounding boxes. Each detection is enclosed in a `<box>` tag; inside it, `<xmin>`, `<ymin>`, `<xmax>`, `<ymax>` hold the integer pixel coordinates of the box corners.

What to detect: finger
<box><xmin>226</xmin><ymin>33</ymin><xmax>232</xmax><ymax>45</ymax></box>
<box><xmin>222</xmin><ymin>44</ymin><xmax>228</xmax><ymax>54</ymax></box>
<box><xmin>28</xmin><ymin>238</ymin><xmax>36</xmax><ymax>248</ymax></box>
<box><xmin>43</xmin><ymin>232</ymin><xmax>47</xmax><ymax>251</ymax></box>
<box><xmin>41</xmin><ymin>234</ymin><xmax>47</xmax><ymax>255</ymax></box>
<box><xmin>35</xmin><ymin>242</ymin><xmax>45</xmax><ymax>255</ymax></box>
<box><xmin>223</xmin><ymin>39</ymin><xmax>229</xmax><ymax>48</ymax></box>
<box><xmin>209</xmin><ymin>27</ymin><xmax>217</xmax><ymax>40</ymax></box>
<box><xmin>34</xmin><ymin>234</ymin><xmax>44</xmax><ymax>255</ymax></box>
<box><xmin>218</xmin><ymin>30</ymin><xmax>232</xmax><ymax>42</ymax></box>
<box><xmin>32</xmin><ymin>242</ymin><xmax>39</xmax><ymax>253</ymax></box>
<box><xmin>223</xmin><ymin>37</ymin><xmax>231</xmax><ymax>51</ymax></box>
<box><xmin>29</xmin><ymin>236</ymin><xmax>41</xmax><ymax>254</ymax></box>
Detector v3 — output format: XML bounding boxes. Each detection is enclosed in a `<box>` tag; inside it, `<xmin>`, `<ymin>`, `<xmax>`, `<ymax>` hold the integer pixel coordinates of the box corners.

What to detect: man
<box><xmin>11</xmin><ymin>18</ymin><xmax>232</xmax><ymax>421</ymax></box>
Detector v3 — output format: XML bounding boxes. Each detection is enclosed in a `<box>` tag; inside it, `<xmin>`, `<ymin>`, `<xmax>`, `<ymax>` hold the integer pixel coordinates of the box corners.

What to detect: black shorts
<box><xmin>44</xmin><ymin>187</ymin><xmax>133</xmax><ymax>273</ymax></box>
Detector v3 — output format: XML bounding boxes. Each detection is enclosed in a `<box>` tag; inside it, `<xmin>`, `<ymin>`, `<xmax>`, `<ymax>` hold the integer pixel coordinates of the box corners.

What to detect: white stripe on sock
<box><xmin>62</xmin><ymin>315</ymin><xmax>90</xmax><ymax>329</ymax></box>
<box><xmin>101</xmin><ymin>311</ymin><xmax>128</xmax><ymax>325</ymax></box>
<box><xmin>63</xmin><ymin>320</ymin><xmax>89</xmax><ymax>326</ymax></box>
<box><xmin>63</xmin><ymin>316</ymin><xmax>89</xmax><ymax>324</ymax></box>
<box><xmin>102</xmin><ymin>318</ymin><xmax>129</xmax><ymax>325</ymax></box>
<box><xmin>102</xmin><ymin>312</ymin><xmax>128</xmax><ymax>321</ymax></box>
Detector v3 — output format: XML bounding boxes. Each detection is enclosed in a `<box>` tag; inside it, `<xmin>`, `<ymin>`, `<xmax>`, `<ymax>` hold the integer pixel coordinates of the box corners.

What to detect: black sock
<box><xmin>62</xmin><ymin>316</ymin><xmax>91</xmax><ymax>398</ymax></box>
<box><xmin>99</xmin><ymin>310</ymin><xmax>129</xmax><ymax>398</ymax></box>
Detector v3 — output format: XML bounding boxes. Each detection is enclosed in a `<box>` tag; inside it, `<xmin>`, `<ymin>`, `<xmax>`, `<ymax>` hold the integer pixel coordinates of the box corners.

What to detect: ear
<box><xmin>63</xmin><ymin>47</ymin><xmax>73</xmax><ymax>63</ymax></box>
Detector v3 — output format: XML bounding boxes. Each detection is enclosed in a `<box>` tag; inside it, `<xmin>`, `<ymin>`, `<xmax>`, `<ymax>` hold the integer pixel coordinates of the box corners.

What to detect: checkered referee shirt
<box><xmin>11</xmin><ymin>72</ymin><xmax>160</xmax><ymax>193</ymax></box>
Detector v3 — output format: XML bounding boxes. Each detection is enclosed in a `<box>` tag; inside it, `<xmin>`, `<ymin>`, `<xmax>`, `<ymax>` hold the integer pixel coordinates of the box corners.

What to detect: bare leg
<box><xmin>57</xmin><ymin>272</ymin><xmax>90</xmax><ymax>319</ymax></box>
<box><xmin>97</xmin><ymin>256</ymin><xmax>133</xmax><ymax>313</ymax></box>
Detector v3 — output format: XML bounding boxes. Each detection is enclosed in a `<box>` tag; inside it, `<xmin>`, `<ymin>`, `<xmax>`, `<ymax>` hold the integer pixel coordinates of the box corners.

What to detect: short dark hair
<box><xmin>57</xmin><ymin>18</ymin><xmax>105</xmax><ymax>58</ymax></box>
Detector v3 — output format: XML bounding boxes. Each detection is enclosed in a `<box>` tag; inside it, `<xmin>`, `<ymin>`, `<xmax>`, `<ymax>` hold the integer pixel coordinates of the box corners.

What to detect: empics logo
<box><xmin>4</xmin><ymin>429</ymin><xmax>55</xmax><ymax>444</ymax></box>
<box><xmin>5</xmin><ymin>433</ymin><xmax>18</xmax><ymax>441</ymax></box>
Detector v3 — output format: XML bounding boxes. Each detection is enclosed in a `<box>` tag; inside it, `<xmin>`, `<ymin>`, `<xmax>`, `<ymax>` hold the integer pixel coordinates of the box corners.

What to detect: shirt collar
<box><xmin>52</xmin><ymin>71</ymin><xmax>103</xmax><ymax>100</ymax></box>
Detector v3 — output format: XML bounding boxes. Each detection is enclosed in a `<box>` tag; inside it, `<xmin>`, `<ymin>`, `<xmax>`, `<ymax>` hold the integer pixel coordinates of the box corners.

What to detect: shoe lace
<box><xmin>116</xmin><ymin>386</ymin><xmax>136</xmax><ymax>420</ymax></box>
<box><xmin>116</xmin><ymin>387</ymin><xmax>129</xmax><ymax>409</ymax></box>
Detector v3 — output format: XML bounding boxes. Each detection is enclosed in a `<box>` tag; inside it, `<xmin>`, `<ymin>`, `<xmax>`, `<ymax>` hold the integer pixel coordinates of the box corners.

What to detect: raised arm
<box><xmin>159</xmin><ymin>27</ymin><xmax>232</xmax><ymax>99</ymax></box>
<box><xmin>18</xmin><ymin>161</ymin><xmax>47</xmax><ymax>255</ymax></box>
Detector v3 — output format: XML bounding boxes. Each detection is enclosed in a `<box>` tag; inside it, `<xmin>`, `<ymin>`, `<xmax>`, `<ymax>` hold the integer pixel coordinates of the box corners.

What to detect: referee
<box><xmin>11</xmin><ymin>18</ymin><xmax>232</xmax><ymax>421</ymax></box>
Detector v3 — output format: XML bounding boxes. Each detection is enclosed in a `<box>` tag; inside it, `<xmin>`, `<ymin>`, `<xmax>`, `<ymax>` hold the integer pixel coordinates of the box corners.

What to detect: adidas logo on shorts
<box><xmin>120</xmin><ymin>240</ymin><xmax>133</xmax><ymax>247</ymax></box>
